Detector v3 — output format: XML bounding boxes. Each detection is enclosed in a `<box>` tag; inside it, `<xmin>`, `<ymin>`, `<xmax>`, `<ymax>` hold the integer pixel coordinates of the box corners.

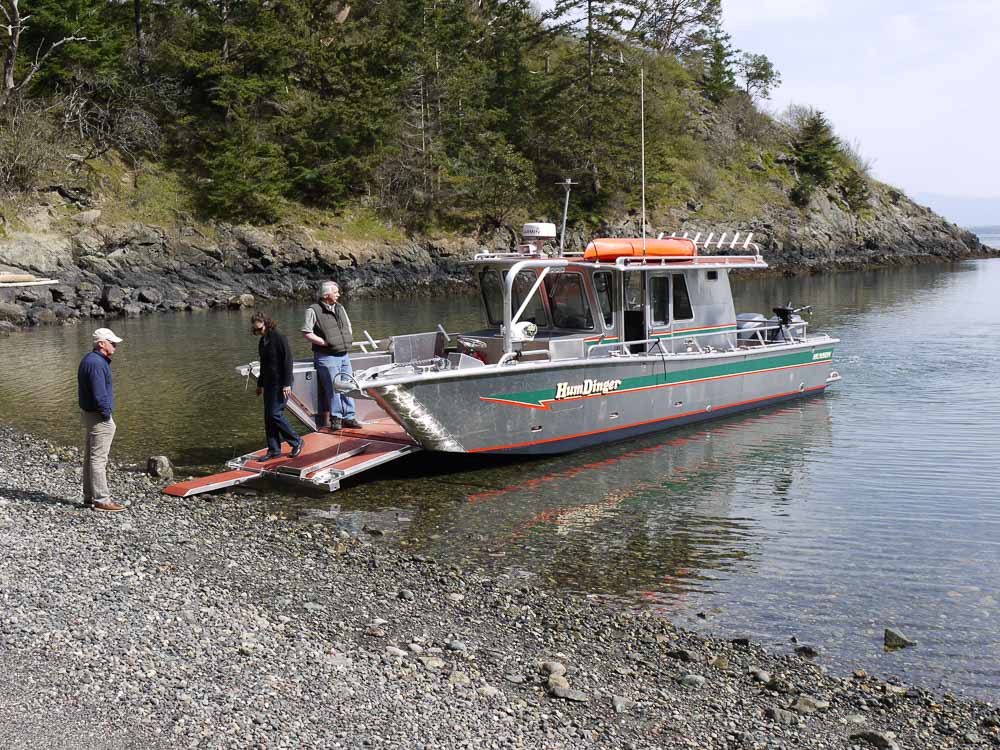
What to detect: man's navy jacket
<box><xmin>78</xmin><ymin>350</ymin><xmax>114</xmax><ymax>418</ymax></box>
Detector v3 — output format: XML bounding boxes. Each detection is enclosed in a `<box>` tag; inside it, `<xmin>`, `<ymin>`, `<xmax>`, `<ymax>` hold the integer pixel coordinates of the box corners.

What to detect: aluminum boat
<box><xmin>165</xmin><ymin>222</ymin><xmax>840</xmax><ymax>497</ymax></box>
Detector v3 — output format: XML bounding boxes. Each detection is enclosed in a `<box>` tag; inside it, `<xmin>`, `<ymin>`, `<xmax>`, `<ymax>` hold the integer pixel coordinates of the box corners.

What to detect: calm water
<box><xmin>2</xmin><ymin>260</ymin><xmax>999</xmax><ymax>700</ymax></box>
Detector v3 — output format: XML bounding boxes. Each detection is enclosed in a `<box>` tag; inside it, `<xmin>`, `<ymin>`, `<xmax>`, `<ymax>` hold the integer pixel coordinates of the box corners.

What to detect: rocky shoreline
<box><xmin>1</xmin><ymin>423</ymin><xmax>997</xmax><ymax>749</ymax></box>
<box><xmin>1</xmin><ymin>186</ymin><xmax>996</xmax><ymax>333</ymax></box>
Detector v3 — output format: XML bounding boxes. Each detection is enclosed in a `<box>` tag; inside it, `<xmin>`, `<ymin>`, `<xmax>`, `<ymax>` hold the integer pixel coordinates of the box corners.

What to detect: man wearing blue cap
<box><xmin>78</xmin><ymin>327</ymin><xmax>126</xmax><ymax>512</ymax></box>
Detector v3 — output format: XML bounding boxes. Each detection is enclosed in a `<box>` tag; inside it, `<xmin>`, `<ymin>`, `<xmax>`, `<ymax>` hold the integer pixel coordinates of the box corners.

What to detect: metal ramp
<box><xmin>163</xmin><ymin>420</ymin><xmax>420</xmax><ymax>497</ymax></box>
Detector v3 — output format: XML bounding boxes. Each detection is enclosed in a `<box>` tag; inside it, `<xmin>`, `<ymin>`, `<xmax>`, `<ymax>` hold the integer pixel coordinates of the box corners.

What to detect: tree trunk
<box><xmin>134</xmin><ymin>0</ymin><xmax>147</xmax><ymax>80</ymax></box>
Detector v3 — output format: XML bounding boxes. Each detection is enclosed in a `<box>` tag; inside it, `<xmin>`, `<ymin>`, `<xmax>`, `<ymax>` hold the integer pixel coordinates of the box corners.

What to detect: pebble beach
<box><xmin>0</xmin><ymin>424</ymin><xmax>997</xmax><ymax>749</ymax></box>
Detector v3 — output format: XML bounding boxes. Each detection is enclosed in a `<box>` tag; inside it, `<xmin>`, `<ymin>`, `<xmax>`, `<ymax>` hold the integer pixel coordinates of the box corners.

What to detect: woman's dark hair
<box><xmin>250</xmin><ymin>311</ymin><xmax>278</xmax><ymax>333</ymax></box>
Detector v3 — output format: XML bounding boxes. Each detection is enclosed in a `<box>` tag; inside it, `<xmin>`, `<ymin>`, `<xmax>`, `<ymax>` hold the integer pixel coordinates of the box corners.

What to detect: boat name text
<box><xmin>812</xmin><ymin>351</ymin><xmax>833</xmax><ymax>361</ymax></box>
<box><xmin>554</xmin><ymin>378</ymin><xmax>623</xmax><ymax>400</ymax></box>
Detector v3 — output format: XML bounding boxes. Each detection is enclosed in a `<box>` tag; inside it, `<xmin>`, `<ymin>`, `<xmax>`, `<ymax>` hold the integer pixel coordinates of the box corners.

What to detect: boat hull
<box><xmin>367</xmin><ymin>340</ymin><xmax>838</xmax><ymax>455</ymax></box>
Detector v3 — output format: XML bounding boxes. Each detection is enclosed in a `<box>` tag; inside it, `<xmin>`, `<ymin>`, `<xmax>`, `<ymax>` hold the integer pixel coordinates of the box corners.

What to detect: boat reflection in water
<box><xmin>413</xmin><ymin>396</ymin><xmax>833</xmax><ymax>606</ymax></box>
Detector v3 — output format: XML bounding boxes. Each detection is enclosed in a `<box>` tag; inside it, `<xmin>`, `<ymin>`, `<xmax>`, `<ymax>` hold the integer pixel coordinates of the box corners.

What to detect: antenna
<box><xmin>640</xmin><ymin>66</ymin><xmax>647</xmax><ymax>256</ymax></box>
<box><xmin>557</xmin><ymin>179</ymin><xmax>576</xmax><ymax>257</ymax></box>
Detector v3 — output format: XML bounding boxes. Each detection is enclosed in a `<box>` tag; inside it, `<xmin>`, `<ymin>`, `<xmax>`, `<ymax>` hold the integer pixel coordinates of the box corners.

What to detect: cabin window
<box><xmin>706</xmin><ymin>270</ymin><xmax>718</xmax><ymax>281</ymax></box>
<box><xmin>650</xmin><ymin>275</ymin><xmax>670</xmax><ymax>325</ymax></box>
<box><xmin>479</xmin><ymin>270</ymin><xmax>504</xmax><ymax>325</ymax></box>
<box><xmin>672</xmin><ymin>274</ymin><xmax>694</xmax><ymax>320</ymax></box>
<box><xmin>513</xmin><ymin>270</ymin><xmax>549</xmax><ymax>326</ymax></box>
<box><xmin>594</xmin><ymin>271</ymin><xmax>615</xmax><ymax>327</ymax></box>
<box><xmin>544</xmin><ymin>273</ymin><xmax>594</xmax><ymax>330</ymax></box>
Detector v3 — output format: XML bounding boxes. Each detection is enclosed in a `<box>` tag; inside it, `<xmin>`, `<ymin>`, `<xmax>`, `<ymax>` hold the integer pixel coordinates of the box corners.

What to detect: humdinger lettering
<box><xmin>554</xmin><ymin>378</ymin><xmax>623</xmax><ymax>400</ymax></box>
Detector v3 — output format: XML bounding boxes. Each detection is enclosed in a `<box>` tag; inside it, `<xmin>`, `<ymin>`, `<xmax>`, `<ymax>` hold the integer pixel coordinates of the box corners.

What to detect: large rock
<box><xmin>884</xmin><ymin>628</ymin><xmax>916</xmax><ymax>650</ymax></box>
<box><xmin>0</xmin><ymin>301</ymin><xmax>27</xmax><ymax>323</ymax></box>
<box><xmin>137</xmin><ymin>287</ymin><xmax>163</xmax><ymax>304</ymax></box>
<box><xmin>0</xmin><ymin>235</ymin><xmax>74</xmax><ymax>275</ymax></box>
<box><xmin>73</xmin><ymin>209</ymin><xmax>103</xmax><ymax>226</ymax></box>
<box><xmin>146</xmin><ymin>456</ymin><xmax>174</xmax><ymax>480</ymax></box>
<box><xmin>102</xmin><ymin>285</ymin><xmax>128</xmax><ymax>311</ymax></box>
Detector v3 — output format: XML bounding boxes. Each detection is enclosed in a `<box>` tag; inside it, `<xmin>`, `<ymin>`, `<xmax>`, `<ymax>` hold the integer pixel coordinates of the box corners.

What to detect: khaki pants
<box><xmin>81</xmin><ymin>410</ymin><xmax>116</xmax><ymax>503</ymax></box>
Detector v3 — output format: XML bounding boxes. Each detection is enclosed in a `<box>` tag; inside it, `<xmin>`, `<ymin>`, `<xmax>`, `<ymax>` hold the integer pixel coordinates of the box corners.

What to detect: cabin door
<box><xmin>623</xmin><ymin>273</ymin><xmax>647</xmax><ymax>352</ymax></box>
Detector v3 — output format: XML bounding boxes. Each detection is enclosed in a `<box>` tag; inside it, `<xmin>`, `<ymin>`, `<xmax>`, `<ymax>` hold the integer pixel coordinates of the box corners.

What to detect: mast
<box><xmin>641</xmin><ymin>66</ymin><xmax>647</xmax><ymax>255</ymax></box>
<box><xmin>558</xmin><ymin>179</ymin><xmax>576</xmax><ymax>257</ymax></box>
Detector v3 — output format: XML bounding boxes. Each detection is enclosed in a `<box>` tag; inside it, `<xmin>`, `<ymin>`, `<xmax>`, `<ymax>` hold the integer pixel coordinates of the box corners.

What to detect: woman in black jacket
<box><xmin>251</xmin><ymin>312</ymin><xmax>304</xmax><ymax>459</ymax></box>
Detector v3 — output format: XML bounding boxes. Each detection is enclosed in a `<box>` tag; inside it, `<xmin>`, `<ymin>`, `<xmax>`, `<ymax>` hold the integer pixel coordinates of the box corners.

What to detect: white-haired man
<box><xmin>302</xmin><ymin>281</ymin><xmax>362</xmax><ymax>431</ymax></box>
<box><xmin>77</xmin><ymin>328</ymin><xmax>127</xmax><ymax>512</ymax></box>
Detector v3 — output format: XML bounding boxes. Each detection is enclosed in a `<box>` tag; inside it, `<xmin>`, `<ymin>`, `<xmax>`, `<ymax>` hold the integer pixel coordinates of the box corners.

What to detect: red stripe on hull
<box><xmin>469</xmin><ymin>384</ymin><xmax>828</xmax><ymax>453</ymax></box>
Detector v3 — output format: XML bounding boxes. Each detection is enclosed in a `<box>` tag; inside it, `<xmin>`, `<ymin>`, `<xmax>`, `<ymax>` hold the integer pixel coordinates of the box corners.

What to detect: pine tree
<box><xmin>699</xmin><ymin>27</ymin><xmax>734</xmax><ymax>104</ymax></box>
<box><xmin>790</xmin><ymin>110</ymin><xmax>841</xmax><ymax>206</ymax></box>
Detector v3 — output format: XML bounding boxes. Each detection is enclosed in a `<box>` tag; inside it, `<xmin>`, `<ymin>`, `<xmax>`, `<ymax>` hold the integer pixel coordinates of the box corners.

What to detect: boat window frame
<box><xmin>478</xmin><ymin>268</ymin><xmax>552</xmax><ymax>328</ymax></box>
<box><xmin>478</xmin><ymin>269</ymin><xmax>505</xmax><ymax>326</ymax></box>
<box><xmin>512</xmin><ymin>269</ymin><xmax>551</xmax><ymax>327</ymax></box>
<box><xmin>593</xmin><ymin>270</ymin><xmax>616</xmax><ymax>329</ymax></box>
<box><xmin>649</xmin><ymin>273</ymin><xmax>671</xmax><ymax>326</ymax></box>
<box><xmin>543</xmin><ymin>271</ymin><xmax>595</xmax><ymax>331</ymax></box>
<box><xmin>672</xmin><ymin>273</ymin><xmax>694</xmax><ymax>321</ymax></box>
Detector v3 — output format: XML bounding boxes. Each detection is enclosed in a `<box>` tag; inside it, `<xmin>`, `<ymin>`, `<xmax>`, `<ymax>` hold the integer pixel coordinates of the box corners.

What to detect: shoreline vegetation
<box><xmin>1</xmin><ymin>423</ymin><xmax>998</xmax><ymax>749</ymax></box>
<box><xmin>2</xmin><ymin>0</ymin><xmax>996</xmax><ymax>335</ymax></box>
<box><xmin>0</xmin><ymin>207</ymin><xmax>995</xmax><ymax>334</ymax></box>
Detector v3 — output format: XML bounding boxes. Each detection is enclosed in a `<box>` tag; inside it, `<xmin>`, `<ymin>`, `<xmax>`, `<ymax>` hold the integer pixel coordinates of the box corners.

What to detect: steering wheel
<box><xmin>457</xmin><ymin>336</ymin><xmax>488</xmax><ymax>352</ymax></box>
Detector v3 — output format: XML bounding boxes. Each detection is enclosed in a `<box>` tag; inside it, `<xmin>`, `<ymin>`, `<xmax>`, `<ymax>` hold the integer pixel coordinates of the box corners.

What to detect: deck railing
<box><xmin>586</xmin><ymin>321</ymin><xmax>810</xmax><ymax>358</ymax></box>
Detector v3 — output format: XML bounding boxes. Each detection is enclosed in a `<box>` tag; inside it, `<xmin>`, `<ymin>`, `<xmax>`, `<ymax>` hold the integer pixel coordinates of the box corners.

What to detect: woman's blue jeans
<box><xmin>263</xmin><ymin>386</ymin><xmax>301</xmax><ymax>453</ymax></box>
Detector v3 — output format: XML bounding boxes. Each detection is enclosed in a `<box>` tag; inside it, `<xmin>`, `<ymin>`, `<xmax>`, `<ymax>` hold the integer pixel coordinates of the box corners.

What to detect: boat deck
<box><xmin>163</xmin><ymin>419</ymin><xmax>419</xmax><ymax>497</ymax></box>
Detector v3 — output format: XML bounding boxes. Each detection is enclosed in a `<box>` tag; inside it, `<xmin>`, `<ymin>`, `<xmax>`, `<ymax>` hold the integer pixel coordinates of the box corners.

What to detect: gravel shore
<box><xmin>1</xmin><ymin>424</ymin><xmax>997</xmax><ymax>749</ymax></box>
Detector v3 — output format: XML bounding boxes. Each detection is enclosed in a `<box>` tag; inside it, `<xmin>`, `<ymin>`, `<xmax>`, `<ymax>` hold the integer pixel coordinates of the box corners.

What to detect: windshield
<box><xmin>513</xmin><ymin>271</ymin><xmax>548</xmax><ymax>326</ymax></box>
<box><xmin>479</xmin><ymin>269</ymin><xmax>550</xmax><ymax>327</ymax></box>
<box><xmin>479</xmin><ymin>270</ymin><xmax>504</xmax><ymax>325</ymax></box>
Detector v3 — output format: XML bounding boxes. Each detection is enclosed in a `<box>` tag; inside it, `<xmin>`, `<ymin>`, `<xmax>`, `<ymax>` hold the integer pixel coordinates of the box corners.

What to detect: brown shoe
<box><xmin>92</xmin><ymin>500</ymin><xmax>127</xmax><ymax>513</ymax></box>
<box><xmin>330</xmin><ymin>417</ymin><xmax>343</xmax><ymax>431</ymax></box>
<box><xmin>342</xmin><ymin>418</ymin><xmax>363</xmax><ymax>430</ymax></box>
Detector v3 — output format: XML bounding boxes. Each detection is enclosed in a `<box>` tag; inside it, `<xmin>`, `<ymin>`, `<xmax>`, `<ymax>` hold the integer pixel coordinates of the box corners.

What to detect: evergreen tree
<box><xmin>794</xmin><ymin>110</ymin><xmax>839</xmax><ymax>185</ymax></box>
<box><xmin>699</xmin><ymin>27</ymin><xmax>734</xmax><ymax>104</ymax></box>
<box><xmin>790</xmin><ymin>110</ymin><xmax>840</xmax><ymax>206</ymax></box>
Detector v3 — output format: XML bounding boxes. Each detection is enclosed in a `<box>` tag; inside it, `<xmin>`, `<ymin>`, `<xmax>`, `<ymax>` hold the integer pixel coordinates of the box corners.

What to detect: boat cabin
<box><xmin>455</xmin><ymin>223</ymin><xmax>770</xmax><ymax>366</ymax></box>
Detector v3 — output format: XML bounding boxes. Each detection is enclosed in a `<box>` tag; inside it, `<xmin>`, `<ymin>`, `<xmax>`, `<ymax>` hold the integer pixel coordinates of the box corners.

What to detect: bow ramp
<box><xmin>163</xmin><ymin>419</ymin><xmax>420</xmax><ymax>498</ymax></box>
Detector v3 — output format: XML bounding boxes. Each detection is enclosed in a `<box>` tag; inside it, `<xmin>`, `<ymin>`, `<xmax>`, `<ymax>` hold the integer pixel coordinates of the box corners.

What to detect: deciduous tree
<box><xmin>735</xmin><ymin>51</ymin><xmax>779</xmax><ymax>101</ymax></box>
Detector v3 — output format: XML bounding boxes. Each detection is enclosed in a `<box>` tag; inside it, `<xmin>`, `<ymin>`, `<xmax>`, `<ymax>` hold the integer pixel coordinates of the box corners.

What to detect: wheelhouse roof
<box><xmin>471</xmin><ymin>251</ymin><xmax>768</xmax><ymax>272</ymax></box>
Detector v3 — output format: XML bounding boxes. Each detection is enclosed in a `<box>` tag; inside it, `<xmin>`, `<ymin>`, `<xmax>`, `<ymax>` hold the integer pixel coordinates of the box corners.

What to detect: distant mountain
<box><xmin>911</xmin><ymin>193</ymin><xmax>1000</xmax><ymax>228</ymax></box>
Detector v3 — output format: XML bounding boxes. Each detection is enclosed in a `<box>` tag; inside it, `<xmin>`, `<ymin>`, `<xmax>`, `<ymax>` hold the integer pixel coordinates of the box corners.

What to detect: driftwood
<box><xmin>0</xmin><ymin>273</ymin><xmax>37</xmax><ymax>283</ymax></box>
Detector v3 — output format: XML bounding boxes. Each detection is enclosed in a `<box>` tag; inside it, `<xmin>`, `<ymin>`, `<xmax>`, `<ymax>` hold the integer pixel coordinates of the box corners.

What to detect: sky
<box><xmin>533</xmin><ymin>0</ymin><xmax>1000</xmax><ymax>225</ymax></box>
<box><xmin>724</xmin><ymin>0</ymin><xmax>1000</xmax><ymax>225</ymax></box>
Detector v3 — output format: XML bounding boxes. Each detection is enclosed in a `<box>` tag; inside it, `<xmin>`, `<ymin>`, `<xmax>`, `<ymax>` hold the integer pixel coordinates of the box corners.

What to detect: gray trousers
<box><xmin>81</xmin><ymin>410</ymin><xmax>116</xmax><ymax>503</ymax></box>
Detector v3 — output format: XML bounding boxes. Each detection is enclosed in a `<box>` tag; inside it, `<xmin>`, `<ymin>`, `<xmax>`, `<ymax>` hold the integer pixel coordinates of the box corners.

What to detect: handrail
<box><xmin>586</xmin><ymin>321</ymin><xmax>810</xmax><ymax>358</ymax></box>
<box><xmin>614</xmin><ymin>254</ymin><xmax>765</xmax><ymax>269</ymax></box>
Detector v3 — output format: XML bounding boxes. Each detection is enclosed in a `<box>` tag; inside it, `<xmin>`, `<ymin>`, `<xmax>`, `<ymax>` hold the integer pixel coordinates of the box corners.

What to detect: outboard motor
<box><xmin>767</xmin><ymin>305</ymin><xmax>810</xmax><ymax>343</ymax></box>
<box><xmin>736</xmin><ymin>313</ymin><xmax>768</xmax><ymax>343</ymax></box>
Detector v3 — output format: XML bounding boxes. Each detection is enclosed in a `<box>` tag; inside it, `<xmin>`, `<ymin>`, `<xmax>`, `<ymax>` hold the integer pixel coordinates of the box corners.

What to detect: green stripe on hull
<box><xmin>483</xmin><ymin>347</ymin><xmax>834</xmax><ymax>408</ymax></box>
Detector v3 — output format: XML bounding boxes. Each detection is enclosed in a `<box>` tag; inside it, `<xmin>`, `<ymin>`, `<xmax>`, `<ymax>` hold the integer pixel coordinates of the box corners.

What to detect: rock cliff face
<box><xmin>0</xmin><ymin>204</ymin><xmax>483</xmax><ymax>329</ymax></box>
<box><xmin>0</xmin><ymin>184</ymin><xmax>993</xmax><ymax>330</ymax></box>
<box><xmin>599</xmin><ymin>182</ymin><xmax>989</xmax><ymax>271</ymax></box>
